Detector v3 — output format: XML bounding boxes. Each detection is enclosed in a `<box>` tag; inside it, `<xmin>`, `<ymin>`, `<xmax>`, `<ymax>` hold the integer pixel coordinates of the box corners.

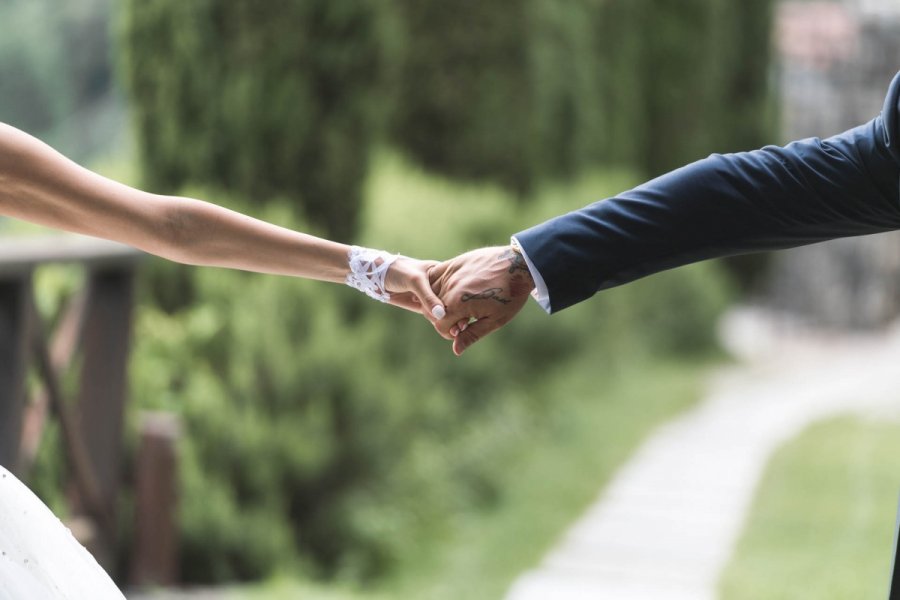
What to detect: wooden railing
<box><xmin>0</xmin><ymin>235</ymin><xmax>142</xmax><ymax>572</ymax></box>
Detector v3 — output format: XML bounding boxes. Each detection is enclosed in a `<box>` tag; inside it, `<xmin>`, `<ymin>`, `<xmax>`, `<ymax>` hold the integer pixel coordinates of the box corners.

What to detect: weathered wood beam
<box><xmin>19</xmin><ymin>289</ymin><xmax>90</xmax><ymax>474</ymax></box>
<box><xmin>0</xmin><ymin>276</ymin><xmax>33</xmax><ymax>473</ymax></box>
<box><xmin>31</xmin><ymin>311</ymin><xmax>112</xmax><ymax>539</ymax></box>
<box><xmin>130</xmin><ymin>412</ymin><xmax>181</xmax><ymax>587</ymax></box>
<box><xmin>73</xmin><ymin>267</ymin><xmax>136</xmax><ymax>564</ymax></box>
<box><xmin>0</xmin><ymin>235</ymin><xmax>142</xmax><ymax>277</ymax></box>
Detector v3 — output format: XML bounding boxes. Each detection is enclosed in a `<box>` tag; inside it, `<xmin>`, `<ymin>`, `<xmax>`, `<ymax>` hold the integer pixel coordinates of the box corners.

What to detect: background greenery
<box><xmin>0</xmin><ymin>0</ymin><xmax>126</xmax><ymax>164</ymax></box>
<box><xmin>2</xmin><ymin>0</ymin><xmax>779</xmax><ymax>593</ymax></box>
<box><xmin>720</xmin><ymin>416</ymin><xmax>900</xmax><ymax>599</ymax></box>
<box><xmin>119</xmin><ymin>0</ymin><xmax>396</xmax><ymax>240</ymax></box>
<box><xmin>126</xmin><ymin>156</ymin><xmax>733</xmax><ymax>584</ymax></box>
<box><xmin>117</xmin><ymin>0</ymin><xmax>775</xmax><ymax>237</ymax></box>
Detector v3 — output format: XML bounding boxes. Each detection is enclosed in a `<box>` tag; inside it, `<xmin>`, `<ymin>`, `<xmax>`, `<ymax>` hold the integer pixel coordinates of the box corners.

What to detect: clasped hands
<box><xmin>384</xmin><ymin>246</ymin><xmax>535</xmax><ymax>355</ymax></box>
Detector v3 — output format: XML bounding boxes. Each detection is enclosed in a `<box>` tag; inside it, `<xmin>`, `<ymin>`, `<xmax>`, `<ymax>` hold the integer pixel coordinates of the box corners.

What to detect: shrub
<box><xmin>125</xmin><ymin>167</ymin><xmax>732</xmax><ymax>582</ymax></box>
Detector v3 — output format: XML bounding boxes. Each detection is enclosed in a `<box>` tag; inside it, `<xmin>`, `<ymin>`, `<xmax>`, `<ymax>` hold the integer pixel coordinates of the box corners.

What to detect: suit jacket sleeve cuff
<box><xmin>511</xmin><ymin>236</ymin><xmax>552</xmax><ymax>314</ymax></box>
<box><xmin>512</xmin><ymin>236</ymin><xmax>552</xmax><ymax>313</ymax></box>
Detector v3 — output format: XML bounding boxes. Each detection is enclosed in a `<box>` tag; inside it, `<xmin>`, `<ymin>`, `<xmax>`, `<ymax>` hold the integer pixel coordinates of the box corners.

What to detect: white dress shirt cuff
<box><xmin>511</xmin><ymin>236</ymin><xmax>552</xmax><ymax>314</ymax></box>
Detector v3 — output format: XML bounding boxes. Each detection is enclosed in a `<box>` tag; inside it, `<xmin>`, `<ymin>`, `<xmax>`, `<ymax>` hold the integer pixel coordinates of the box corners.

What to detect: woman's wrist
<box><xmin>345</xmin><ymin>245</ymin><xmax>400</xmax><ymax>302</ymax></box>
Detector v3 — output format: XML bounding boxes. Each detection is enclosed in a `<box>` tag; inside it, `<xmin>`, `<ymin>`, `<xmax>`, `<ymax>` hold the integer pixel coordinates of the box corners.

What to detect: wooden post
<box><xmin>130</xmin><ymin>412</ymin><xmax>180</xmax><ymax>587</ymax></box>
<box><xmin>0</xmin><ymin>275</ymin><xmax>33</xmax><ymax>474</ymax></box>
<box><xmin>0</xmin><ymin>235</ymin><xmax>143</xmax><ymax>577</ymax></box>
<box><xmin>74</xmin><ymin>267</ymin><xmax>136</xmax><ymax>564</ymax></box>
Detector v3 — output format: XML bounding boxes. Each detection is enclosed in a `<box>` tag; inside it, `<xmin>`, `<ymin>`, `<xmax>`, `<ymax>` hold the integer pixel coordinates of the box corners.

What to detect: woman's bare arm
<box><xmin>0</xmin><ymin>123</ymin><xmax>444</xmax><ymax>315</ymax></box>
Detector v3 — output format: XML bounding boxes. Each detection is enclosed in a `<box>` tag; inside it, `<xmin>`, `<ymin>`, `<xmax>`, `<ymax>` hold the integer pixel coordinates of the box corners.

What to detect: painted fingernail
<box><xmin>432</xmin><ymin>305</ymin><xmax>446</xmax><ymax>319</ymax></box>
<box><xmin>460</xmin><ymin>322</ymin><xmax>468</xmax><ymax>332</ymax></box>
<box><xmin>450</xmin><ymin>326</ymin><xmax>459</xmax><ymax>337</ymax></box>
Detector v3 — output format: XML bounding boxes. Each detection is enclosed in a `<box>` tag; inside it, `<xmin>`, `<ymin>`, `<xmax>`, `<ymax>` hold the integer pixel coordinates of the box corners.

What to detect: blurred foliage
<box><xmin>196</xmin><ymin>361</ymin><xmax>712</xmax><ymax>599</ymax></box>
<box><xmin>391</xmin><ymin>0</ymin><xmax>776</xmax><ymax>189</ymax></box>
<box><xmin>122</xmin><ymin>159</ymin><xmax>733</xmax><ymax>584</ymax></box>
<box><xmin>118</xmin><ymin>0</ymin><xmax>774</xmax><ymax>232</ymax></box>
<box><xmin>0</xmin><ymin>0</ymin><xmax>64</xmax><ymax>134</ymax></box>
<box><xmin>599</xmin><ymin>0</ymin><xmax>776</xmax><ymax>176</ymax></box>
<box><xmin>0</xmin><ymin>0</ymin><xmax>125</xmax><ymax>163</ymax></box>
<box><xmin>5</xmin><ymin>0</ymin><xmax>773</xmax><ymax>587</ymax></box>
<box><xmin>118</xmin><ymin>0</ymin><xmax>395</xmax><ymax>241</ymax></box>
<box><xmin>389</xmin><ymin>0</ymin><xmax>603</xmax><ymax>194</ymax></box>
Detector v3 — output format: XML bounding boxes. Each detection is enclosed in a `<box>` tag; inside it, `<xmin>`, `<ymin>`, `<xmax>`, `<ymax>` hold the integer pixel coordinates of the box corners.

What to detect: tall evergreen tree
<box><xmin>119</xmin><ymin>0</ymin><xmax>393</xmax><ymax>240</ymax></box>
<box><xmin>390</xmin><ymin>0</ymin><xmax>604</xmax><ymax>194</ymax></box>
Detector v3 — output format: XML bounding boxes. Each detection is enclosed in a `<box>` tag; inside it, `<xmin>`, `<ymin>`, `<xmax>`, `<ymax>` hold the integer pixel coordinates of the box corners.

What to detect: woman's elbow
<box><xmin>145</xmin><ymin>196</ymin><xmax>201</xmax><ymax>264</ymax></box>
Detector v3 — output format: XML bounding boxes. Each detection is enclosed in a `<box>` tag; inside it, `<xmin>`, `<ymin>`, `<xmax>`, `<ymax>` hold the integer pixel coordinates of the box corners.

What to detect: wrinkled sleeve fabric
<box><xmin>516</xmin><ymin>71</ymin><xmax>900</xmax><ymax>314</ymax></box>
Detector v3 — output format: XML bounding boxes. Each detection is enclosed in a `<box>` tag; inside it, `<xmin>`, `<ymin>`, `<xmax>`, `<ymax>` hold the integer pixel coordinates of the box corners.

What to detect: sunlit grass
<box><xmin>226</xmin><ymin>358</ymin><xmax>711</xmax><ymax>600</ymax></box>
<box><xmin>384</xmin><ymin>359</ymin><xmax>711</xmax><ymax>600</ymax></box>
<box><xmin>719</xmin><ymin>416</ymin><xmax>900</xmax><ymax>600</ymax></box>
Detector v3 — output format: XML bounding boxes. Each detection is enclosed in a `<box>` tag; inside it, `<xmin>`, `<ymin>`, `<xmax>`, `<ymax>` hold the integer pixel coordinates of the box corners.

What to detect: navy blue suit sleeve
<box><xmin>516</xmin><ymin>71</ymin><xmax>900</xmax><ymax>313</ymax></box>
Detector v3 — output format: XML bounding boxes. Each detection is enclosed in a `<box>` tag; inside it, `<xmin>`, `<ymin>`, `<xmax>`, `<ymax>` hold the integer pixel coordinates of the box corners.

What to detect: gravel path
<box><xmin>506</xmin><ymin>309</ymin><xmax>900</xmax><ymax>600</ymax></box>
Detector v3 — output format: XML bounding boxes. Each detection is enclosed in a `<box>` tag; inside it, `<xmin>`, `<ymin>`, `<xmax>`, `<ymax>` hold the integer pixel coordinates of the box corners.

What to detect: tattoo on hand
<box><xmin>461</xmin><ymin>288</ymin><xmax>512</xmax><ymax>305</ymax></box>
<box><xmin>500</xmin><ymin>249</ymin><xmax>531</xmax><ymax>276</ymax></box>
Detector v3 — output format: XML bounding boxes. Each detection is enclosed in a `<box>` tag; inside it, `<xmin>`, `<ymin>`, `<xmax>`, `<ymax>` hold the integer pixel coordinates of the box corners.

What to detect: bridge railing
<box><xmin>0</xmin><ymin>234</ymin><xmax>175</xmax><ymax>585</ymax></box>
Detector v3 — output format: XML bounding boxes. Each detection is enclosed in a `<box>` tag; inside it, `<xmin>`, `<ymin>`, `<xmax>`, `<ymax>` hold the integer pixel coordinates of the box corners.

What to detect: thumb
<box><xmin>451</xmin><ymin>317</ymin><xmax>500</xmax><ymax>356</ymax></box>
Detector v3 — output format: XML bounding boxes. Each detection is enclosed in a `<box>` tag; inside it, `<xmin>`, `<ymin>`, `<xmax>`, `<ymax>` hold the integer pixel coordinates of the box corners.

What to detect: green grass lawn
<box><xmin>719</xmin><ymin>416</ymin><xmax>900</xmax><ymax>600</ymax></box>
<box><xmin>234</xmin><ymin>358</ymin><xmax>712</xmax><ymax>600</ymax></box>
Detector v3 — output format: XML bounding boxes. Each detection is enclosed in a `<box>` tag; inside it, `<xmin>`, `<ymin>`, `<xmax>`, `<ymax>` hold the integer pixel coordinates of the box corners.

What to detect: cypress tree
<box><xmin>119</xmin><ymin>0</ymin><xmax>393</xmax><ymax>240</ymax></box>
<box><xmin>390</xmin><ymin>0</ymin><xmax>604</xmax><ymax>195</ymax></box>
<box><xmin>596</xmin><ymin>0</ymin><xmax>775</xmax><ymax>177</ymax></box>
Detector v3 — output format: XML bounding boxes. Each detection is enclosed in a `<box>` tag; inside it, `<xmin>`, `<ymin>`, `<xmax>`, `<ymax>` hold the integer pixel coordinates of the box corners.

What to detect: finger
<box><xmin>433</xmin><ymin>320</ymin><xmax>454</xmax><ymax>341</ymax></box>
<box><xmin>452</xmin><ymin>317</ymin><xmax>500</xmax><ymax>356</ymax></box>
<box><xmin>449</xmin><ymin>318</ymin><xmax>470</xmax><ymax>337</ymax></box>
<box><xmin>434</xmin><ymin>305</ymin><xmax>469</xmax><ymax>338</ymax></box>
<box><xmin>409</xmin><ymin>272</ymin><xmax>446</xmax><ymax>321</ymax></box>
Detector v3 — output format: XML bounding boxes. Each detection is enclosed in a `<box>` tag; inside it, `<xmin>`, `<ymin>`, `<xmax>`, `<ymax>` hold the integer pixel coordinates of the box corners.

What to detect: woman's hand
<box><xmin>384</xmin><ymin>256</ymin><xmax>446</xmax><ymax>321</ymax></box>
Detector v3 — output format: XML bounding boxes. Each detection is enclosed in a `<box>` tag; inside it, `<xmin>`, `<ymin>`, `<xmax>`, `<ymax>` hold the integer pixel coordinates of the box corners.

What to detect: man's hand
<box><xmin>429</xmin><ymin>246</ymin><xmax>535</xmax><ymax>355</ymax></box>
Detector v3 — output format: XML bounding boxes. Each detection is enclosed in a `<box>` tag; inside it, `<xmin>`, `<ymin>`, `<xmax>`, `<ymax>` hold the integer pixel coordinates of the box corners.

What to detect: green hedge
<box><xmin>608</xmin><ymin>0</ymin><xmax>776</xmax><ymax>176</ymax></box>
<box><xmin>23</xmin><ymin>165</ymin><xmax>733</xmax><ymax>584</ymax></box>
<box><xmin>121</xmin><ymin>166</ymin><xmax>732</xmax><ymax>583</ymax></box>
<box><xmin>390</xmin><ymin>0</ymin><xmax>604</xmax><ymax>194</ymax></box>
<box><xmin>118</xmin><ymin>0</ymin><xmax>394</xmax><ymax>240</ymax></box>
<box><xmin>119</xmin><ymin>0</ymin><xmax>774</xmax><ymax>224</ymax></box>
<box><xmin>391</xmin><ymin>0</ymin><xmax>775</xmax><ymax>185</ymax></box>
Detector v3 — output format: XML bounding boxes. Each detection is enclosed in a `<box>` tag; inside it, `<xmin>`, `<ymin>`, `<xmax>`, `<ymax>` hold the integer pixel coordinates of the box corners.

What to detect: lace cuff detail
<box><xmin>346</xmin><ymin>246</ymin><xmax>400</xmax><ymax>302</ymax></box>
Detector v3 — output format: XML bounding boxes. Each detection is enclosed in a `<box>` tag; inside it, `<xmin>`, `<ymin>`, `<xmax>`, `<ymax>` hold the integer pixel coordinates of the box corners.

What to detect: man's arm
<box><xmin>432</xmin><ymin>71</ymin><xmax>900</xmax><ymax>354</ymax></box>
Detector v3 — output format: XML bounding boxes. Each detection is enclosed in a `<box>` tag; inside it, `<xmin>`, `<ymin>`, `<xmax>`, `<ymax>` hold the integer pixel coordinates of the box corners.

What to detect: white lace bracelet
<box><xmin>346</xmin><ymin>245</ymin><xmax>400</xmax><ymax>303</ymax></box>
